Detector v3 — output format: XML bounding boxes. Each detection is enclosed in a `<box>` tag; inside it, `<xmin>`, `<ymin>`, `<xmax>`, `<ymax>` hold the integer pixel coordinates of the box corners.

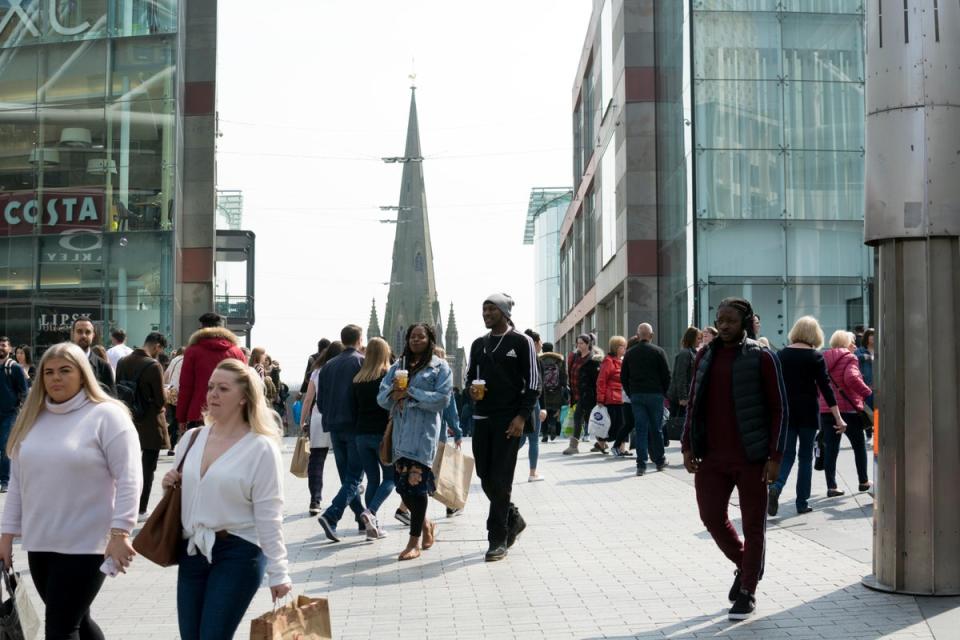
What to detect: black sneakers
<box><xmin>308</xmin><ymin>502</ymin><xmax>320</xmax><ymax>516</ymax></box>
<box><xmin>506</xmin><ymin>516</ymin><xmax>526</xmax><ymax>548</ymax></box>
<box><xmin>767</xmin><ymin>485</ymin><xmax>781</xmax><ymax>516</ymax></box>
<box><xmin>395</xmin><ymin>509</ymin><xmax>411</xmax><ymax>526</ymax></box>
<box><xmin>317</xmin><ymin>514</ymin><xmax>340</xmax><ymax>543</ymax></box>
<box><xmin>728</xmin><ymin>570</ymin><xmax>742</xmax><ymax>602</ymax></box>
<box><xmin>728</xmin><ymin>589</ymin><xmax>756</xmax><ymax>620</ymax></box>
<box><xmin>485</xmin><ymin>543</ymin><xmax>508</xmax><ymax>562</ymax></box>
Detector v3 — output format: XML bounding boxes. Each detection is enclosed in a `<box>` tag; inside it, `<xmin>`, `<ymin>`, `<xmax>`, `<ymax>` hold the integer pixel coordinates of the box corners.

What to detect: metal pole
<box><xmin>862</xmin><ymin>0</ymin><xmax>960</xmax><ymax>596</ymax></box>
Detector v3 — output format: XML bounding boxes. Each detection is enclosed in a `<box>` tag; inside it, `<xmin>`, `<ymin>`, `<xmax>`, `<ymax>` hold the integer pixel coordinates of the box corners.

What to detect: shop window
<box><xmin>0</xmin><ymin>236</ymin><xmax>35</xmax><ymax>294</ymax></box>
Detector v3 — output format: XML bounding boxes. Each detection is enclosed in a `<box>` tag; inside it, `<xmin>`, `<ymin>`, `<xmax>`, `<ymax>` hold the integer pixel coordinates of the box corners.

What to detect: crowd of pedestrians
<box><xmin>0</xmin><ymin>313</ymin><xmax>293</xmax><ymax>638</ymax></box>
<box><xmin>0</xmin><ymin>293</ymin><xmax>880</xmax><ymax>631</ymax></box>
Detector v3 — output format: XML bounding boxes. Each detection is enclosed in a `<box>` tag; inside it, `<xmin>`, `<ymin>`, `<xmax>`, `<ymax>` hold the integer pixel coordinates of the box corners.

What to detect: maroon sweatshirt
<box><xmin>681</xmin><ymin>342</ymin><xmax>784</xmax><ymax>465</ymax></box>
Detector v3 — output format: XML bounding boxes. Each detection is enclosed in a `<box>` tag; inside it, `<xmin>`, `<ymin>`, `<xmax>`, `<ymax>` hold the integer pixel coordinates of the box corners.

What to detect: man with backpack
<box><xmin>116</xmin><ymin>332</ymin><xmax>169</xmax><ymax>520</ymax></box>
<box><xmin>538</xmin><ymin>342</ymin><xmax>568</xmax><ymax>442</ymax></box>
<box><xmin>0</xmin><ymin>336</ymin><xmax>28</xmax><ymax>493</ymax></box>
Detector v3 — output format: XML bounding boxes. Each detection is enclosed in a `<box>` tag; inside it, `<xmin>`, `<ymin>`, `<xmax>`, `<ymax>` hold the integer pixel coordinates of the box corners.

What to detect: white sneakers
<box><xmin>361</xmin><ymin>510</ymin><xmax>388</xmax><ymax>541</ymax></box>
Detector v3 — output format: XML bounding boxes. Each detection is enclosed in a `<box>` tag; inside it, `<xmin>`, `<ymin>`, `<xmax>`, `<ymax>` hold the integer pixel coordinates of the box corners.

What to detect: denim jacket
<box><xmin>377</xmin><ymin>356</ymin><xmax>453</xmax><ymax>467</ymax></box>
<box><xmin>439</xmin><ymin>391</ymin><xmax>463</xmax><ymax>443</ymax></box>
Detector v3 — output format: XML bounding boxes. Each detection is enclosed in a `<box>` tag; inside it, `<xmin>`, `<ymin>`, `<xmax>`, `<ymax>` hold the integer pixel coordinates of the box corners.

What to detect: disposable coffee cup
<box><xmin>395</xmin><ymin>369</ymin><xmax>409</xmax><ymax>389</ymax></box>
<box><xmin>471</xmin><ymin>379</ymin><xmax>486</xmax><ymax>400</ymax></box>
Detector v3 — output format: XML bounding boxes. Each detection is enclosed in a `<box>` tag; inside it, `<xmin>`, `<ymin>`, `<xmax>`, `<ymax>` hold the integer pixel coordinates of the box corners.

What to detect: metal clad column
<box><xmin>864</xmin><ymin>0</ymin><xmax>960</xmax><ymax>595</ymax></box>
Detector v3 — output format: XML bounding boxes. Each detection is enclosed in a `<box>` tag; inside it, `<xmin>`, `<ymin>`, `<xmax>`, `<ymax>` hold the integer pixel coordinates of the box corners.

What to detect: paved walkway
<box><xmin>3</xmin><ymin>436</ymin><xmax>957</xmax><ymax>639</ymax></box>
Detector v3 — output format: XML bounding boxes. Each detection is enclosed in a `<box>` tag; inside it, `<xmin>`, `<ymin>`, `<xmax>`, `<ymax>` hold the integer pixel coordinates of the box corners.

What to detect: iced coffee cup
<box><xmin>471</xmin><ymin>379</ymin><xmax>486</xmax><ymax>400</ymax></box>
<box><xmin>395</xmin><ymin>369</ymin><xmax>409</xmax><ymax>390</ymax></box>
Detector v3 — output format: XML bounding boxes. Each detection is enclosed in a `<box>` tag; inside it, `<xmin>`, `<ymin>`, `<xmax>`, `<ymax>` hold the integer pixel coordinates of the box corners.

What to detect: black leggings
<box><xmin>405</xmin><ymin>494</ymin><xmax>428</xmax><ymax>537</ymax></box>
<box><xmin>607</xmin><ymin>404</ymin><xmax>626</xmax><ymax>446</ymax></box>
<box><xmin>573</xmin><ymin>400</ymin><xmax>592</xmax><ymax>439</ymax></box>
<box><xmin>28</xmin><ymin>552</ymin><xmax>106</xmax><ymax>640</ymax></box>
<box><xmin>140</xmin><ymin>449</ymin><xmax>160</xmax><ymax>514</ymax></box>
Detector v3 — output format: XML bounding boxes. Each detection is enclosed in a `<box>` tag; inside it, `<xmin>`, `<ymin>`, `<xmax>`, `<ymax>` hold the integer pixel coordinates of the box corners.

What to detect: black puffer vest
<box><xmin>688</xmin><ymin>338</ymin><xmax>770</xmax><ymax>463</ymax></box>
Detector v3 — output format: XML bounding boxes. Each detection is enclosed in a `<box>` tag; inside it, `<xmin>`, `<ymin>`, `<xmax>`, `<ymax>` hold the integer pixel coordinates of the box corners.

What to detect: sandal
<box><xmin>398</xmin><ymin>547</ymin><xmax>421</xmax><ymax>561</ymax></box>
<box><xmin>422</xmin><ymin>522</ymin><xmax>437</xmax><ymax>550</ymax></box>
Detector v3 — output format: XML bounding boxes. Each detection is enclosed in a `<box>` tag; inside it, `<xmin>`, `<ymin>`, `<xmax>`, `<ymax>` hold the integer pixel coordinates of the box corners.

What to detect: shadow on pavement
<box><xmin>582</xmin><ymin>582</ymin><xmax>931</xmax><ymax>639</ymax></box>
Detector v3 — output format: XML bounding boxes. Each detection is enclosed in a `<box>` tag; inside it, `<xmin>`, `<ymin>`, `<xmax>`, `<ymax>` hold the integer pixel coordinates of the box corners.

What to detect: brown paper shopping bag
<box><xmin>289</xmin><ymin>436</ymin><xmax>310</xmax><ymax>479</ymax></box>
<box><xmin>249</xmin><ymin>595</ymin><xmax>332</xmax><ymax>640</ymax></box>
<box><xmin>431</xmin><ymin>441</ymin><xmax>474</xmax><ymax>511</ymax></box>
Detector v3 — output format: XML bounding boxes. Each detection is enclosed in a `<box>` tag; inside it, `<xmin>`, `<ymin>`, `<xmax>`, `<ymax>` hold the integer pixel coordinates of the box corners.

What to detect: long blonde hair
<box><xmin>354</xmin><ymin>337</ymin><xmax>391</xmax><ymax>383</ymax></box>
<box><xmin>6</xmin><ymin>342</ymin><xmax>128</xmax><ymax>457</ymax></box>
<box><xmin>208</xmin><ymin>358</ymin><xmax>281</xmax><ymax>442</ymax></box>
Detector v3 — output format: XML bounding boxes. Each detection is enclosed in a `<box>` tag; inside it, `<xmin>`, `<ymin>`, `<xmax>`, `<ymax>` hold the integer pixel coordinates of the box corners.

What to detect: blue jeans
<box><xmin>773</xmin><ymin>426</ymin><xmax>816</xmax><ymax>509</ymax></box>
<box><xmin>177</xmin><ymin>535</ymin><xmax>266</xmax><ymax>640</ymax></box>
<box><xmin>0</xmin><ymin>414</ymin><xmax>13</xmax><ymax>485</ymax></box>
<box><xmin>518</xmin><ymin>401</ymin><xmax>541</xmax><ymax>470</ymax></box>
<box><xmin>323</xmin><ymin>431</ymin><xmax>364</xmax><ymax>527</ymax></box>
<box><xmin>630</xmin><ymin>393</ymin><xmax>665</xmax><ymax>468</ymax></box>
<box><xmin>354</xmin><ymin>433</ymin><xmax>395</xmax><ymax>516</ymax></box>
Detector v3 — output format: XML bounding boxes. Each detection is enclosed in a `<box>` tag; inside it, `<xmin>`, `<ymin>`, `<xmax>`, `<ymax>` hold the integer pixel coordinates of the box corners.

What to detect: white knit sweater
<box><xmin>1</xmin><ymin>392</ymin><xmax>142</xmax><ymax>553</ymax></box>
<box><xmin>175</xmin><ymin>426</ymin><xmax>290</xmax><ymax>587</ymax></box>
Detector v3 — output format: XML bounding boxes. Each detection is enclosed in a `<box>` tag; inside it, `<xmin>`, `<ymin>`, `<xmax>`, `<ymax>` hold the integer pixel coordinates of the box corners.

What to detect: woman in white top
<box><xmin>163</xmin><ymin>358</ymin><xmax>291</xmax><ymax>640</ymax></box>
<box><xmin>299</xmin><ymin>342</ymin><xmax>341</xmax><ymax>515</ymax></box>
<box><xmin>0</xmin><ymin>342</ymin><xmax>142</xmax><ymax>640</ymax></box>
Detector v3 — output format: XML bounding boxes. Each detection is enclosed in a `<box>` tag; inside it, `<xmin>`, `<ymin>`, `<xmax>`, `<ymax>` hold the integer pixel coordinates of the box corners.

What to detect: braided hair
<box><xmin>717</xmin><ymin>297</ymin><xmax>757</xmax><ymax>339</ymax></box>
<box><xmin>401</xmin><ymin>323</ymin><xmax>437</xmax><ymax>379</ymax></box>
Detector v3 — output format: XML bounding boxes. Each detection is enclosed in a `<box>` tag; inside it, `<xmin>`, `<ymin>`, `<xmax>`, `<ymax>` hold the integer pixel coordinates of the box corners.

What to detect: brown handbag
<box><xmin>379</xmin><ymin>417</ymin><xmax>393</xmax><ymax>466</ymax></box>
<box><xmin>132</xmin><ymin>429</ymin><xmax>201</xmax><ymax>567</ymax></box>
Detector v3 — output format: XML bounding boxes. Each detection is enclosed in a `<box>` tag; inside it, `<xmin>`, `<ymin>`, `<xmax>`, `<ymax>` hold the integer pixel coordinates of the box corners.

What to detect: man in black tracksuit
<box><xmin>466</xmin><ymin>293</ymin><xmax>540</xmax><ymax>562</ymax></box>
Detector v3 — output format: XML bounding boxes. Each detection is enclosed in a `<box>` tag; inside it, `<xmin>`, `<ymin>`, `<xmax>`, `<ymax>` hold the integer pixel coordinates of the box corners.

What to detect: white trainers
<box><xmin>528</xmin><ymin>474</ymin><xmax>544</xmax><ymax>483</ymax></box>
<box><xmin>361</xmin><ymin>510</ymin><xmax>380</xmax><ymax>541</ymax></box>
<box><xmin>137</xmin><ymin>512</ymin><xmax>149</xmax><ymax>523</ymax></box>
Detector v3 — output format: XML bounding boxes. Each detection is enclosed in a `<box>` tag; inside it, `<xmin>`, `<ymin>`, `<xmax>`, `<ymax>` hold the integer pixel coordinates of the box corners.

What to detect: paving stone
<box><xmin>0</xmin><ymin>438</ymin><xmax>942</xmax><ymax>639</ymax></box>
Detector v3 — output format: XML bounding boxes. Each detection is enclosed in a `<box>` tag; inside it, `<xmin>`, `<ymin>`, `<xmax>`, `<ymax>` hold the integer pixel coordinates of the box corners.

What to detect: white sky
<box><xmin>216</xmin><ymin>1</ymin><xmax>592</xmax><ymax>383</ymax></box>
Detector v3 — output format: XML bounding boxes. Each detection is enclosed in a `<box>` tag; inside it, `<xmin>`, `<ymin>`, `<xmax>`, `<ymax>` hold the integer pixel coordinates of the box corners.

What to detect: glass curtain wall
<box><xmin>0</xmin><ymin>1</ymin><xmax>178</xmax><ymax>353</ymax></box>
<box><xmin>691</xmin><ymin>0</ymin><xmax>870</xmax><ymax>347</ymax></box>
<box><xmin>655</xmin><ymin>0</ymin><xmax>695</xmax><ymax>358</ymax></box>
<box><xmin>532</xmin><ymin>192</ymin><xmax>571</xmax><ymax>344</ymax></box>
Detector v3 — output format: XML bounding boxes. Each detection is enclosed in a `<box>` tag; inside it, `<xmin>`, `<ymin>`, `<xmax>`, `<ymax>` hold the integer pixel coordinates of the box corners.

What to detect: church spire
<box><xmin>367</xmin><ymin>298</ymin><xmax>381</xmax><ymax>339</ymax></box>
<box><xmin>445</xmin><ymin>302</ymin><xmax>459</xmax><ymax>354</ymax></box>
<box><xmin>382</xmin><ymin>85</ymin><xmax>441</xmax><ymax>354</ymax></box>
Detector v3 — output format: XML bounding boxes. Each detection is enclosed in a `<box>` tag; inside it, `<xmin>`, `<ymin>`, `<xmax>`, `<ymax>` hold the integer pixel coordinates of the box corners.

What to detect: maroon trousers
<box><xmin>694</xmin><ymin>457</ymin><xmax>768</xmax><ymax>593</ymax></box>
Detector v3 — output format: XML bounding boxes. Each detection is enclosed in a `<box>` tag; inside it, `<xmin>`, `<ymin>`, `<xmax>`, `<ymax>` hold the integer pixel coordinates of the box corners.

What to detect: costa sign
<box><xmin>0</xmin><ymin>191</ymin><xmax>103</xmax><ymax>235</ymax></box>
<box><xmin>0</xmin><ymin>1</ymin><xmax>95</xmax><ymax>38</ymax></box>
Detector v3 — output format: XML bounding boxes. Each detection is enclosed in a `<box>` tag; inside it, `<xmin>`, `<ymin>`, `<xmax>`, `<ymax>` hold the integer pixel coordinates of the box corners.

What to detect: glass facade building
<box><xmin>524</xmin><ymin>188</ymin><xmax>572</xmax><ymax>344</ymax></box>
<box><xmin>556</xmin><ymin>0</ymin><xmax>871</xmax><ymax>359</ymax></box>
<box><xmin>656</xmin><ymin>0</ymin><xmax>872</xmax><ymax>352</ymax></box>
<box><xmin>0</xmin><ymin>1</ymin><xmax>220</xmax><ymax>353</ymax></box>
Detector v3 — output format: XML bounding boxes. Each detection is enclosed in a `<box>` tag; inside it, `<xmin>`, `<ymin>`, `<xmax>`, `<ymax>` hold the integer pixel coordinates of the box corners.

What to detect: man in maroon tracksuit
<box><xmin>682</xmin><ymin>297</ymin><xmax>786</xmax><ymax>621</ymax></box>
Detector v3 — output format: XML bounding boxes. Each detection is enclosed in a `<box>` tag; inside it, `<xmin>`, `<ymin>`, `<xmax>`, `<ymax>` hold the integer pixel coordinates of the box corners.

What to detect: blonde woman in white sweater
<box><xmin>0</xmin><ymin>342</ymin><xmax>143</xmax><ymax>640</ymax></box>
<box><xmin>163</xmin><ymin>358</ymin><xmax>291</xmax><ymax>640</ymax></box>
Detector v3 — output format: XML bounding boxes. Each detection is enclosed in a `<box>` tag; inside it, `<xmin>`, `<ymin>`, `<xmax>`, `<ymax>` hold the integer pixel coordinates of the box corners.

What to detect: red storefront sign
<box><xmin>0</xmin><ymin>190</ymin><xmax>106</xmax><ymax>236</ymax></box>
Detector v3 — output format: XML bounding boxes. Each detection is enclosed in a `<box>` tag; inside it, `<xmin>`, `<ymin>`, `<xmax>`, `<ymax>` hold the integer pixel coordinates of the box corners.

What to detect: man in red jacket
<box><xmin>175</xmin><ymin>313</ymin><xmax>246</xmax><ymax>430</ymax></box>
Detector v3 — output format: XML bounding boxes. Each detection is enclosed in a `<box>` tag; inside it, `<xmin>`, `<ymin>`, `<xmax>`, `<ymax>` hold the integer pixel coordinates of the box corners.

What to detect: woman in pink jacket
<box><xmin>819</xmin><ymin>331</ymin><xmax>873</xmax><ymax>495</ymax></box>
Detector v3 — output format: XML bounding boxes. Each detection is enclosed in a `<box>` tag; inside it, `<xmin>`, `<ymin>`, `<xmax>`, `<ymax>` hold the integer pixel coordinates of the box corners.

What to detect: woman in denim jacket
<box><xmin>378</xmin><ymin>323</ymin><xmax>453</xmax><ymax>561</ymax></box>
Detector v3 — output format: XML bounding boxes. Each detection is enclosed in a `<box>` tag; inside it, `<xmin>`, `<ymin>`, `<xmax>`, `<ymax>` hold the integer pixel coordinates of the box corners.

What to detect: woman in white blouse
<box><xmin>0</xmin><ymin>342</ymin><xmax>142</xmax><ymax>640</ymax></box>
<box><xmin>163</xmin><ymin>358</ymin><xmax>291</xmax><ymax>639</ymax></box>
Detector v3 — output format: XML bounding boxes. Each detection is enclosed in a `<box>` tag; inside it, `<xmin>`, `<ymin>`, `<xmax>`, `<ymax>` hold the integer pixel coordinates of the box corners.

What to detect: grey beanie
<box><xmin>484</xmin><ymin>292</ymin><xmax>515</xmax><ymax>319</ymax></box>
